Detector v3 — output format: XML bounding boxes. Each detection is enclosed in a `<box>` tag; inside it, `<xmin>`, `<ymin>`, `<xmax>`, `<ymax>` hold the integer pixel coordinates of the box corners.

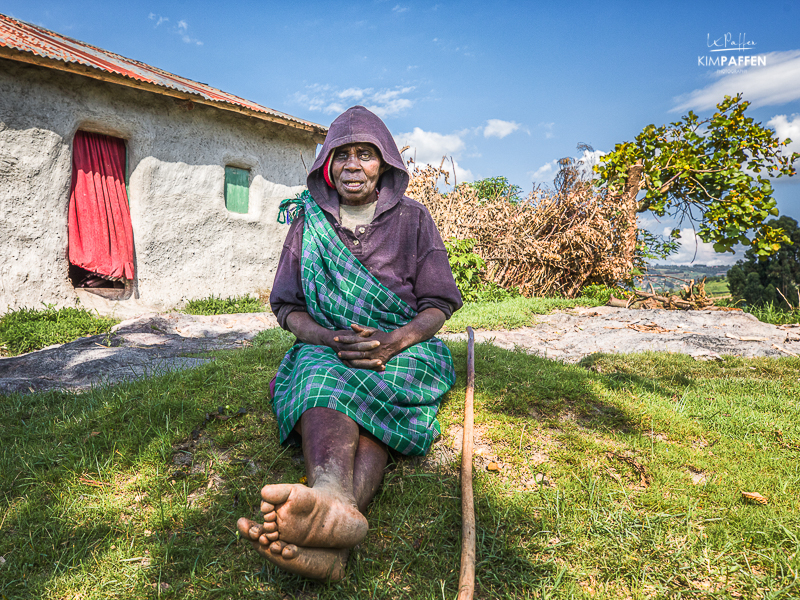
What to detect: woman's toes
<box><xmin>236</xmin><ymin>518</ymin><xmax>249</xmax><ymax>537</ymax></box>
<box><xmin>236</xmin><ymin>517</ymin><xmax>262</xmax><ymax>541</ymax></box>
<box><xmin>281</xmin><ymin>544</ymin><xmax>299</xmax><ymax>559</ymax></box>
<box><xmin>260</xmin><ymin>483</ymin><xmax>293</xmax><ymax>506</ymax></box>
<box><xmin>261</xmin><ymin>501</ymin><xmax>276</xmax><ymax>514</ymax></box>
<box><xmin>259</xmin><ymin>530</ymin><xmax>279</xmax><ymax>545</ymax></box>
<box><xmin>267</xmin><ymin>540</ymin><xmax>299</xmax><ymax>560</ymax></box>
<box><xmin>269</xmin><ymin>541</ymin><xmax>283</xmax><ymax>554</ymax></box>
<box><xmin>263</xmin><ymin>511</ymin><xmax>277</xmax><ymax>523</ymax></box>
<box><xmin>262</xmin><ymin>521</ymin><xmax>277</xmax><ymax>534</ymax></box>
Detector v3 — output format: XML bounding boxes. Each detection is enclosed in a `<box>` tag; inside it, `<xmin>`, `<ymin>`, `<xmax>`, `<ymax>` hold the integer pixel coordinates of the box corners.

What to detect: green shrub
<box><xmin>727</xmin><ymin>215</ymin><xmax>800</xmax><ymax>309</ymax></box>
<box><xmin>579</xmin><ymin>283</ymin><xmax>629</xmax><ymax>304</ymax></box>
<box><xmin>468</xmin><ymin>176</ymin><xmax>523</xmax><ymax>202</ymax></box>
<box><xmin>0</xmin><ymin>305</ymin><xmax>117</xmax><ymax>356</ymax></box>
<box><xmin>444</xmin><ymin>238</ymin><xmax>519</xmax><ymax>303</ymax></box>
<box><xmin>444</xmin><ymin>238</ymin><xmax>486</xmax><ymax>302</ymax></box>
<box><xmin>182</xmin><ymin>295</ymin><xmax>265</xmax><ymax>316</ymax></box>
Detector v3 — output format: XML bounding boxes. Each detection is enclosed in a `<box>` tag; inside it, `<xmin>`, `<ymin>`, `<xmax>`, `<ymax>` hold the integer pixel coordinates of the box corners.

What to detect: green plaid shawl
<box><xmin>272</xmin><ymin>191</ymin><xmax>456</xmax><ymax>456</ymax></box>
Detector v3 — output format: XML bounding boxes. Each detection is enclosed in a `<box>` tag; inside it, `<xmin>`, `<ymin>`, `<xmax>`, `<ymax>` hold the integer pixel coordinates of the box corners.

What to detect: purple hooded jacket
<box><xmin>270</xmin><ymin>106</ymin><xmax>463</xmax><ymax>329</ymax></box>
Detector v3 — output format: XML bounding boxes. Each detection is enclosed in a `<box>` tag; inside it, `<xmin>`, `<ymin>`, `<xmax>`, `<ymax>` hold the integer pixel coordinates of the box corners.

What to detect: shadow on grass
<box><xmin>446</xmin><ymin>341</ymin><xmax>696</xmax><ymax>436</ymax></box>
<box><xmin>0</xmin><ymin>330</ymin><xmax>294</xmax><ymax>599</ymax></box>
<box><xmin>0</xmin><ymin>334</ymin><xmax>713</xmax><ymax>599</ymax></box>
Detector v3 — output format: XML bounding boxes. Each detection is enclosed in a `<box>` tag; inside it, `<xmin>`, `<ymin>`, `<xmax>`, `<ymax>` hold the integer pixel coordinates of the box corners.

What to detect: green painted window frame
<box><xmin>225</xmin><ymin>166</ymin><xmax>250</xmax><ymax>214</ymax></box>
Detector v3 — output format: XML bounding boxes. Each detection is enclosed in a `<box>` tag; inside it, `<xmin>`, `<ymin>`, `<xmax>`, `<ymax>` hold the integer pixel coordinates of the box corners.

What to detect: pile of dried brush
<box><xmin>405</xmin><ymin>157</ymin><xmax>640</xmax><ymax>298</ymax></box>
<box><xmin>607</xmin><ymin>279</ymin><xmax>722</xmax><ymax>310</ymax></box>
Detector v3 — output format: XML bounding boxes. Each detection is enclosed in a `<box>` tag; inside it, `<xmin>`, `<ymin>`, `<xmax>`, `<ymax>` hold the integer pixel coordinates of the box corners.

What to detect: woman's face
<box><xmin>330</xmin><ymin>143</ymin><xmax>386</xmax><ymax>206</ymax></box>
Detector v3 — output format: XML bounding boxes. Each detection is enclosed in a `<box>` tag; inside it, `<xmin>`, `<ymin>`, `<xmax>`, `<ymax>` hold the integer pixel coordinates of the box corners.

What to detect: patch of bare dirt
<box><xmin>687</xmin><ymin>466</ymin><xmax>708</xmax><ymax>485</ymax></box>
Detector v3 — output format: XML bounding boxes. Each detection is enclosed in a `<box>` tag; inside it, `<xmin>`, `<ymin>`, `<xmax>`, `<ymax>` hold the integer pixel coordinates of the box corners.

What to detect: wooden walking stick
<box><xmin>458</xmin><ymin>326</ymin><xmax>476</xmax><ymax>600</ymax></box>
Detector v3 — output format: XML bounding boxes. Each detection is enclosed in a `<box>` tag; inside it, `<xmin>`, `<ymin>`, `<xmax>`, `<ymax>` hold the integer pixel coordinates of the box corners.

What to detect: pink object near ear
<box><xmin>323</xmin><ymin>152</ymin><xmax>334</xmax><ymax>188</ymax></box>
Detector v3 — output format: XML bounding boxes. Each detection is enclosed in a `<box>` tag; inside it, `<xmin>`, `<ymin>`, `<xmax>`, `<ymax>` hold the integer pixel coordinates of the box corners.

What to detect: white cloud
<box><xmin>662</xmin><ymin>228</ymin><xmax>741</xmax><ymax>266</ymax></box>
<box><xmin>367</xmin><ymin>87</ymin><xmax>415</xmax><ymax>118</ymax></box>
<box><xmin>149</xmin><ymin>14</ymin><xmax>201</xmax><ymax>45</ymax></box>
<box><xmin>392</xmin><ymin>4</ymin><xmax>409</xmax><ymax>13</ymax></box>
<box><xmin>338</xmin><ymin>88</ymin><xmax>367</xmax><ymax>101</ymax></box>
<box><xmin>672</xmin><ymin>50</ymin><xmax>800</xmax><ymax>113</ymax></box>
<box><xmin>529</xmin><ymin>159</ymin><xmax>558</xmax><ymax>182</ymax></box>
<box><xmin>538</xmin><ymin>121</ymin><xmax>555</xmax><ymax>139</ymax></box>
<box><xmin>577</xmin><ymin>149</ymin><xmax>605</xmax><ymax>179</ymax></box>
<box><xmin>528</xmin><ymin>149</ymin><xmax>606</xmax><ymax>184</ymax></box>
<box><xmin>149</xmin><ymin>13</ymin><xmax>168</xmax><ymax>27</ymax></box>
<box><xmin>396</xmin><ymin>128</ymin><xmax>464</xmax><ymax>159</ymax></box>
<box><xmin>483</xmin><ymin>119</ymin><xmax>521</xmax><ymax>139</ymax></box>
<box><xmin>768</xmin><ymin>113</ymin><xmax>800</xmax><ymax>155</ymax></box>
<box><xmin>293</xmin><ymin>85</ymin><xmax>416</xmax><ymax>118</ymax></box>
<box><xmin>394</xmin><ymin>127</ymin><xmax>473</xmax><ymax>182</ymax></box>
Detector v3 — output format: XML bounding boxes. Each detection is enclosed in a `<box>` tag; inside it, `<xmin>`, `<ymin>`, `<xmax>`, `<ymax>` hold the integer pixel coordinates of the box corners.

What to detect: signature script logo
<box><xmin>707</xmin><ymin>33</ymin><xmax>756</xmax><ymax>52</ymax></box>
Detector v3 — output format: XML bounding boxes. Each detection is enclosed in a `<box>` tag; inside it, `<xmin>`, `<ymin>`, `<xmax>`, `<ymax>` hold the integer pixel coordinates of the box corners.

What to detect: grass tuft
<box><xmin>181</xmin><ymin>295</ymin><xmax>266</xmax><ymax>316</ymax></box>
<box><xmin>744</xmin><ymin>301</ymin><xmax>800</xmax><ymax>325</ymax></box>
<box><xmin>443</xmin><ymin>295</ymin><xmax>603</xmax><ymax>332</ymax></box>
<box><xmin>0</xmin><ymin>304</ymin><xmax>117</xmax><ymax>356</ymax></box>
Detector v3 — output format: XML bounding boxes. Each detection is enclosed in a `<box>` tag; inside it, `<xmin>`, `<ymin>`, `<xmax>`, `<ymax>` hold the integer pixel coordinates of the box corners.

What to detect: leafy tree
<box><xmin>636</xmin><ymin>228</ymin><xmax>681</xmax><ymax>265</ymax></box>
<box><xmin>727</xmin><ymin>216</ymin><xmax>800</xmax><ymax>308</ymax></box>
<box><xmin>595</xmin><ymin>94</ymin><xmax>799</xmax><ymax>257</ymax></box>
<box><xmin>554</xmin><ymin>144</ymin><xmax>681</xmax><ymax>271</ymax></box>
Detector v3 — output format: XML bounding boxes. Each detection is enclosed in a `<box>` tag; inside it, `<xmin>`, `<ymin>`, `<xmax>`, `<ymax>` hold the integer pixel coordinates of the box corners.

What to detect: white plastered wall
<box><xmin>0</xmin><ymin>58</ymin><xmax>316</xmax><ymax>314</ymax></box>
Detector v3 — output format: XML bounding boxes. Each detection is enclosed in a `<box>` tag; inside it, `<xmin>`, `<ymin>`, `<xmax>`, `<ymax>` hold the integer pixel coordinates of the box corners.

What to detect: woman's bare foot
<box><xmin>237</xmin><ymin>518</ymin><xmax>348</xmax><ymax>581</ymax></box>
<box><xmin>257</xmin><ymin>483</ymin><xmax>368</xmax><ymax>548</ymax></box>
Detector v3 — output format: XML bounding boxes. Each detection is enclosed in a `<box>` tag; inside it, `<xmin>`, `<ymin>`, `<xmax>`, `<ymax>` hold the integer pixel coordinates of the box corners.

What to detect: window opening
<box><xmin>225</xmin><ymin>166</ymin><xmax>250</xmax><ymax>214</ymax></box>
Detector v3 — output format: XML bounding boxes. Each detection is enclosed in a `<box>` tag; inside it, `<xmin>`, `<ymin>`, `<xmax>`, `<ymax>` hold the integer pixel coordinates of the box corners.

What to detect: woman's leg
<box><xmin>254</xmin><ymin>407</ymin><xmax>369</xmax><ymax>548</ymax></box>
<box><xmin>237</xmin><ymin>409</ymin><xmax>388</xmax><ymax>580</ymax></box>
<box><xmin>352</xmin><ymin>428</ymin><xmax>389</xmax><ymax>513</ymax></box>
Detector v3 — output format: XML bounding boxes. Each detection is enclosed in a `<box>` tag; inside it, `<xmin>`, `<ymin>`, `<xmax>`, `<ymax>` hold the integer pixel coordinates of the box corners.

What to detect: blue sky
<box><xmin>5</xmin><ymin>0</ymin><xmax>800</xmax><ymax>265</ymax></box>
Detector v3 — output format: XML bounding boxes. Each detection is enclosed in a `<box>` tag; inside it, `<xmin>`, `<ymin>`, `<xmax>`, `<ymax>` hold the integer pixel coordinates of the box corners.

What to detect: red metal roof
<box><xmin>0</xmin><ymin>13</ymin><xmax>326</xmax><ymax>138</ymax></box>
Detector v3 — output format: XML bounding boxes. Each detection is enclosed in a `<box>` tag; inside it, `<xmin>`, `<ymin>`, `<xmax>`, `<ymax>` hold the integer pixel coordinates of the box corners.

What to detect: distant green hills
<box><xmin>639</xmin><ymin>264</ymin><xmax>731</xmax><ymax>293</ymax></box>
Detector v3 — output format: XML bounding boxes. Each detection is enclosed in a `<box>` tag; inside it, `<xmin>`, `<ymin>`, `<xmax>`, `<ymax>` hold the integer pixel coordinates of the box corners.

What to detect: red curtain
<box><xmin>68</xmin><ymin>131</ymin><xmax>135</xmax><ymax>280</ymax></box>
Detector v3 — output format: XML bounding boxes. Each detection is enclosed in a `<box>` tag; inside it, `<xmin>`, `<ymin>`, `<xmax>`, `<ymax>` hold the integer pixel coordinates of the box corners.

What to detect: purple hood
<box><xmin>308</xmin><ymin>106</ymin><xmax>408</xmax><ymax>221</ymax></box>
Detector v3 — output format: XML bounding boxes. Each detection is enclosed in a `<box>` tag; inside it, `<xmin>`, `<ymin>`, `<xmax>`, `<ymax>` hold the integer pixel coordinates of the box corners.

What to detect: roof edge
<box><xmin>0</xmin><ymin>45</ymin><xmax>327</xmax><ymax>144</ymax></box>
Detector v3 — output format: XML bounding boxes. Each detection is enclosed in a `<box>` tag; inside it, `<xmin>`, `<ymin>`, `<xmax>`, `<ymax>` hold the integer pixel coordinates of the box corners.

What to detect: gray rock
<box><xmin>3</xmin><ymin>306</ymin><xmax>797</xmax><ymax>395</ymax></box>
<box><xmin>440</xmin><ymin>306</ymin><xmax>799</xmax><ymax>363</ymax></box>
<box><xmin>0</xmin><ymin>312</ymin><xmax>277</xmax><ymax>394</ymax></box>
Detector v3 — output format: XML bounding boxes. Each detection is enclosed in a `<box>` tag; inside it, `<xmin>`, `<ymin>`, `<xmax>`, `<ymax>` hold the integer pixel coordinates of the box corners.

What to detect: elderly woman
<box><xmin>237</xmin><ymin>106</ymin><xmax>462</xmax><ymax>580</ymax></box>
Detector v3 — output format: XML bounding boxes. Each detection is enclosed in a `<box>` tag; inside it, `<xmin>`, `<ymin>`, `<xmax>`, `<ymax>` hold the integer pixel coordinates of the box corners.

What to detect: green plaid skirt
<box><xmin>272</xmin><ymin>191</ymin><xmax>456</xmax><ymax>456</ymax></box>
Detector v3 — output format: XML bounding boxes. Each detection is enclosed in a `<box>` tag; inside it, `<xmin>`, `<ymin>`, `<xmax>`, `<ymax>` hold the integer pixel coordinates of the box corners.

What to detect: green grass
<box><xmin>0</xmin><ymin>305</ymin><xmax>117</xmax><ymax>356</ymax></box>
<box><xmin>744</xmin><ymin>301</ymin><xmax>800</xmax><ymax>325</ymax></box>
<box><xmin>703</xmin><ymin>279</ymin><xmax>730</xmax><ymax>296</ymax></box>
<box><xmin>181</xmin><ymin>295</ymin><xmax>266</xmax><ymax>316</ymax></box>
<box><xmin>3</xmin><ymin>334</ymin><xmax>799</xmax><ymax>599</ymax></box>
<box><xmin>443</xmin><ymin>295</ymin><xmax>603</xmax><ymax>332</ymax></box>
<box><xmin>713</xmin><ymin>298</ymin><xmax>800</xmax><ymax>325</ymax></box>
